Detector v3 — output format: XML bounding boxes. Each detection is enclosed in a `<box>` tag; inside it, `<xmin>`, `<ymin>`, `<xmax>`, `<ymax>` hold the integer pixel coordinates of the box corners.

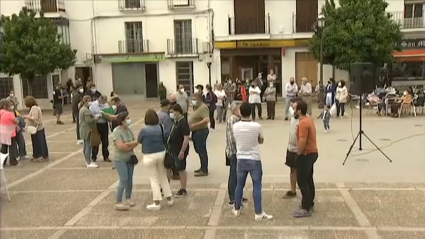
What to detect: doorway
<box><xmin>75</xmin><ymin>66</ymin><xmax>93</xmax><ymax>88</ymax></box>
<box><xmin>295</xmin><ymin>52</ymin><xmax>318</xmax><ymax>87</ymax></box>
<box><xmin>145</xmin><ymin>64</ymin><xmax>158</xmax><ymax>98</ymax></box>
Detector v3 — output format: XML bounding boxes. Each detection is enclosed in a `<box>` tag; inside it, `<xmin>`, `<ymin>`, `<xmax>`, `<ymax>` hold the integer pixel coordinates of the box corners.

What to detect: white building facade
<box><xmin>0</xmin><ymin>0</ymin><xmax>418</xmax><ymax>108</ymax></box>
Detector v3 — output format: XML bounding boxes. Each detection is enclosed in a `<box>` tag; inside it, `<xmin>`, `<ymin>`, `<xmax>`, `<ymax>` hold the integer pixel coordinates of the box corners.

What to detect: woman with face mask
<box><xmin>264</xmin><ymin>82</ymin><xmax>277</xmax><ymax>120</ymax></box>
<box><xmin>73</xmin><ymin>85</ymin><xmax>84</xmax><ymax>144</ymax></box>
<box><xmin>0</xmin><ymin>99</ymin><xmax>19</xmax><ymax>166</ymax></box>
<box><xmin>79</xmin><ymin>95</ymin><xmax>100</xmax><ymax>168</ymax></box>
<box><xmin>335</xmin><ymin>80</ymin><xmax>348</xmax><ymax>118</ymax></box>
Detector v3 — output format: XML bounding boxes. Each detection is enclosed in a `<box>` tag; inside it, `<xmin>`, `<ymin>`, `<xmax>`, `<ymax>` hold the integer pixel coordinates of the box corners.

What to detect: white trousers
<box><xmin>143</xmin><ymin>150</ymin><xmax>172</xmax><ymax>201</ymax></box>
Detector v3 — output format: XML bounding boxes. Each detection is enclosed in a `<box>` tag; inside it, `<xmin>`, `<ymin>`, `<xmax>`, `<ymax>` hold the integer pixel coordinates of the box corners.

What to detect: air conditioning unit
<box><xmin>203</xmin><ymin>53</ymin><xmax>213</xmax><ymax>63</ymax></box>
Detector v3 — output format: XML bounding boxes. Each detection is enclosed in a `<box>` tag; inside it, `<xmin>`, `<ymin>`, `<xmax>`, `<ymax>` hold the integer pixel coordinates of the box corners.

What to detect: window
<box><xmin>125</xmin><ymin>22</ymin><xmax>143</xmax><ymax>53</ymax></box>
<box><xmin>125</xmin><ymin>0</ymin><xmax>141</xmax><ymax>8</ymax></box>
<box><xmin>0</xmin><ymin>77</ymin><xmax>14</xmax><ymax>99</ymax></box>
<box><xmin>173</xmin><ymin>0</ymin><xmax>189</xmax><ymax>6</ymax></box>
<box><xmin>168</xmin><ymin>0</ymin><xmax>194</xmax><ymax>8</ymax></box>
<box><xmin>174</xmin><ymin>20</ymin><xmax>193</xmax><ymax>54</ymax></box>
<box><xmin>176</xmin><ymin>61</ymin><xmax>194</xmax><ymax>95</ymax></box>
<box><xmin>404</xmin><ymin>4</ymin><xmax>423</xmax><ymax>18</ymax></box>
<box><xmin>22</xmin><ymin>75</ymin><xmax>49</xmax><ymax>98</ymax></box>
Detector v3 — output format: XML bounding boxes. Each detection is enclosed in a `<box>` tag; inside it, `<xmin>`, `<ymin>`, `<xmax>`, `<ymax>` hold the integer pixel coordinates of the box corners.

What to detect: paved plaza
<box><xmin>1</xmin><ymin>101</ymin><xmax>425</xmax><ymax>239</ymax></box>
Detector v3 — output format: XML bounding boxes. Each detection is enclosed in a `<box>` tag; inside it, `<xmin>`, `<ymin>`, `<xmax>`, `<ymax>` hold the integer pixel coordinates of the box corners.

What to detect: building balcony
<box><xmin>391</xmin><ymin>11</ymin><xmax>425</xmax><ymax>30</ymax></box>
<box><xmin>167</xmin><ymin>38</ymin><xmax>199</xmax><ymax>57</ymax></box>
<box><xmin>167</xmin><ymin>0</ymin><xmax>195</xmax><ymax>10</ymax></box>
<box><xmin>25</xmin><ymin>0</ymin><xmax>65</xmax><ymax>13</ymax></box>
<box><xmin>228</xmin><ymin>14</ymin><xmax>270</xmax><ymax>35</ymax></box>
<box><xmin>118</xmin><ymin>39</ymin><xmax>150</xmax><ymax>54</ymax></box>
<box><xmin>118</xmin><ymin>0</ymin><xmax>145</xmax><ymax>11</ymax></box>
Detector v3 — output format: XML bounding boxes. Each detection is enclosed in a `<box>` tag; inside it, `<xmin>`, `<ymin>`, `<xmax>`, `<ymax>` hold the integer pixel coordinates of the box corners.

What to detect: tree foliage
<box><xmin>309</xmin><ymin>0</ymin><xmax>402</xmax><ymax>71</ymax></box>
<box><xmin>0</xmin><ymin>7</ymin><xmax>76</xmax><ymax>91</ymax></box>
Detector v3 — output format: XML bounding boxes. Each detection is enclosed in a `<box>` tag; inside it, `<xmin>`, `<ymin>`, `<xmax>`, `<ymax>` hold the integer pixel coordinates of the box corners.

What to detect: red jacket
<box><xmin>241</xmin><ymin>85</ymin><xmax>247</xmax><ymax>102</ymax></box>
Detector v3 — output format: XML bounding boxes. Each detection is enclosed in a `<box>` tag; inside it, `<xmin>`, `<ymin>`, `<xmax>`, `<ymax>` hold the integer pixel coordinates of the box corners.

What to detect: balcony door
<box><xmin>41</xmin><ymin>0</ymin><xmax>58</xmax><ymax>13</ymax></box>
<box><xmin>125</xmin><ymin>22</ymin><xmax>143</xmax><ymax>53</ymax></box>
<box><xmin>296</xmin><ymin>0</ymin><xmax>318</xmax><ymax>33</ymax></box>
<box><xmin>234</xmin><ymin>0</ymin><xmax>265</xmax><ymax>34</ymax></box>
<box><xmin>404</xmin><ymin>4</ymin><xmax>424</xmax><ymax>28</ymax></box>
<box><xmin>174</xmin><ymin>20</ymin><xmax>193</xmax><ymax>54</ymax></box>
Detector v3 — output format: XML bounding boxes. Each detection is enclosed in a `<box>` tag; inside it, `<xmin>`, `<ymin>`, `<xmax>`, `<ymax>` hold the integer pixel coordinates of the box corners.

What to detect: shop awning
<box><xmin>393</xmin><ymin>49</ymin><xmax>425</xmax><ymax>62</ymax></box>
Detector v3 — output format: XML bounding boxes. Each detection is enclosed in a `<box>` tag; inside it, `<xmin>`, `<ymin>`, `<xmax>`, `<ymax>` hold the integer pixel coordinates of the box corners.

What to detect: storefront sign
<box><xmin>216</xmin><ymin>39</ymin><xmax>311</xmax><ymax>49</ymax></box>
<box><xmin>96</xmin><ymin>53</ymin><xmax>165</xmax><ymax>63</ymax></box>
<box><xmin>399</xmin><ymin>39</ymin><xmax>425</xmax><ymax>49</ymax></box>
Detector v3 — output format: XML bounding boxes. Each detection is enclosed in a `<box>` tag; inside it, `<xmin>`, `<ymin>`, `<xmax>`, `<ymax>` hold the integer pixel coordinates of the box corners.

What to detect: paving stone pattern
<box><xmin>1</xmin><ymin>102</ymin><xmax>425</xmax><ymax>239</ymax></box>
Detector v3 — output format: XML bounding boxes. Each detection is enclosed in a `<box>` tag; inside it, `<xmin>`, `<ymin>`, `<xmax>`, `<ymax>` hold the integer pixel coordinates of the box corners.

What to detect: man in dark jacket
<box><xmin>85</xmin><ymin>83</ymin><xmax>102</xmax><ymax>101</ymax></box>
<box><xmin>158</xmin><ymin>82</ymin><xmax>167</xmax><ymax>101</ymax></box>
<box><xmin>73</xmin><ymin>84</ymin><xmax>84</xmax><ymax>144</ymax></box>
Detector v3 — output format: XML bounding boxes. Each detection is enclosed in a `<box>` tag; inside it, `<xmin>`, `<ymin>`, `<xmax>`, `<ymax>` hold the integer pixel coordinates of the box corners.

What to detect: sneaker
<box><xmin>115</xmin><ymin>203</ymin><xmax>130</xmax><ymax>211</ymax></box>
<box><xmin>146</xmin><ymin>203</ymin><xmax>161</xmax><ymax>211</ymax></box>
<box><xmin>125</xmin><ymin>199</ymin><xmax>135</xmax><ymax>207</ymax></box>
<box><xmin>340</xmin><ymin>116</ymin><xmax>344</xmax><ymax>119</ymax></box>
<box><xmin>284</xmin><ymin>117</ymin><xmax>288</xmax><ymax>121</ymax></box>
<box><xmin>232</xmin><ymin>208</ymin><xmax>240</xmax><ymax>217</ymax></box>
<box><xmin>255</xmin><ymin>212</ymin><xmax>273</xmax><ymax>221</ymax></box>
<box><xmin>20</xmin><ymin>156</ymin><xmax>30</xmax><ymax>160</ymax></box>
<box><xmin>324</xmin><ymin>130</ymin><xmax>328</xmax><ymax>133</ymax></box>
<box><xmin>194</xmin><ymin>171</ymin><xmax>209</xmax><ymax>177</ymax></box>
<box><xmin>77</xmin><ymin>140</ymin><xmax>84</xmax><ymax>145</ymax></box>
<box><xmin>175</xmin><ymin>189</ymin><xmax>187</xmax><ymax>197</ymax></box>
<box><xmin>292</xmin><ymin>208</ymin><xmax>312</xmax><ymax>218</ymax></box>
<box><xmin>282</xmin><ymin>191</ymin><xmax>297</xmax><ymax>199</ymax></box>
<box><xmin>86</xmin><ymin>162</ymin><xmax>99</xmax><ymax>168</ymax></box>
<box><xmin>194</xmin><ymin>168</ymin><xmax>202</xmax><ymax>173</ymax></box>
<box><xmin>57</xmin><ymin>121</ymin><xmax>64</xmax><ymax>125</ymax></box>
<box><xmin>103</xmin><ymin>158</ymin><xmax>111</xmax><ymax>162</ymax></box>
<box><xmin>167</xmin><ymin>199</ymin><xmax>174</xmax><ymax>207</ymax></box>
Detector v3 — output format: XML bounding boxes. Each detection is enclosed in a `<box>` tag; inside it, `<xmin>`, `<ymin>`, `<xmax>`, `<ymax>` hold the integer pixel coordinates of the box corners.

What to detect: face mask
<box><xmin>88</xmin><ymin>102</ymin><xmax>92</xmax><ymax>106</ymax></box>
<box><xmin>191</xmin><ymin>100</ymin><xmax>198</xmax><ymax>106</ymax></box>
<box><xmin>170</xmin><ymin>113</ymin><xmax>175</xmax><ymax>120</ymax></box>
<box><xmin>125</xmin><ymin>119</ymin><xmax>132</xmax><ymax>126</ymax></box>
<box><xmin>78</xmin><ymin>88</ymin><xmax>83</xmax><ymax>93</ymax></box>
<box><xmin>403</xmin><ymin>91</ymin><xmax>407</xmax><ymax>96</ymax></box>
<box><xmin>179</xmin><ymin>88</ymin><xmax>184</xmax><ymax>93</ymax></box>
<box><xmin>91</xmin><ymin>89</ymin><xmax>96</xmax><ymax>93</ymax></box>
<box><xmin>269</xmin><ymin>84</ymin><xmax>273</xmax><ymax>87</ymax></box>
<box><xmin>10</xmin><ymin>105</ymin><xmax>14</xmax><ymax>110</ymax></box>
<box><xmin>10</xmin><ymin>94</ymin><xmax>14</xmax><ymax>97</ymax></box>
<box><xmin>228</xmin><ymin>81</ymin><xmax>232</xmax><ymax>84</ymax></box>
<box><xmin>338</xmin><ymin>83</ymin><xmax>342</xmax><ymax>87</ymax></box>
<box><xmin>290</xmin><ymin>81</ymin><xmax>294</xmax><ymax>85</ymax></box>
<box><xmin>112</xmin><ymin>105</ymin><xmax>117</xmax><ymax>111</ymax></box>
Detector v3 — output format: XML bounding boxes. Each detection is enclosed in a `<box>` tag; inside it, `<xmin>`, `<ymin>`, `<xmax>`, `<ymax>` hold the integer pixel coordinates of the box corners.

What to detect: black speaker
<box><xmin>350</xmin><ymin>62</ymin><xmax>375</xmax><ymax>95</ymax></box>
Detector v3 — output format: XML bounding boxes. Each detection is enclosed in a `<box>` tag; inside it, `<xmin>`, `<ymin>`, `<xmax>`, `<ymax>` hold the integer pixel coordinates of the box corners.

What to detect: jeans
<box><xmin>296</xmin><ymin>153</ymin><xmax>318</xmax><ymax>210</ymax></box>
<box><xmin>216</xmin><ymin>106</ymin><xmax>224</xmax><ymax>123</ymax></box>
<box><xmin>115</xmin><ymin>161</ymin><xmax>135</xmax><ymax>202</ymax></box>
<box><xmin>92</xmin><ymin>123</ymin><xmax>109</xmax><ymax>160</ymax></box>
<box><xmin>16</xmin><ymin>130</ymin><xmax>27</xmax><ymax>157</ymax></box>
<box><xmin>235</xmin><ymin>159</ymin><xmax>263</xmax><ymax>214</ymax></box>
<box><xmin>209</xmin><ymin>108</ymin><xmax>216</xmax><ymax>129</ymax></box>
<box><xmin>1</xmin><ymin>137</ymin><xmax>18</xmax><ymax>166</ymax></box>
<box><xmin>325</xmin><ymin>95</ymin><xmax>333</xmax><ymax>107</ymax></box>
<box><xmin>31</xmin><ymin>128</ymin><xmax>49</xmax><ymax>158</ymax></box>
<box><xmin>323</xmin><ymin>120</ymin><xmax>330</xmax><ymax>130</ymax></box>
<box><xmin>75</xmin><ymin>110</ymin><xmax>81</xmax><ymax>140</ymax></box>
<box><xmin>143</xmin><ymin>150</ymin><xmax>172</xmax><ymax>200</ymax></box>
<box><xmin>227</xmin><ymin>155</ymin><xmax>237</xmax><ymax>202</ymax></box>
<box><xmin>285</xmin><ymin>96</ymin><xmax>295</xmax><ymax>118</ymax></box>
<box><xmin>336</xmin><ymin>100</ymin><xmax>345</xmax><ymax>117</ymax></box>
<box><xmin>266</xmin><ymin>101</ymin><xmax>276</xmax><ymax>119</ymax></box>
<box><xmin>83</xmin><ymin>137</ymin><xmax>92</xmax><ymax>165</ymax></box>
<box><xmin>192</xmin><ymin>128</ymin><xmax>209</xmax><ymax>173</ymax></box>
<box><xmin>250</xmin><ymin>103</ymin><xmax>262</xmax><ymax>120</ymax></box>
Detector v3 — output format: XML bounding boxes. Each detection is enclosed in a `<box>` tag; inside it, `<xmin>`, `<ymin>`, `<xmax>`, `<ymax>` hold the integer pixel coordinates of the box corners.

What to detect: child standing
<box><xmin>317</xmin><ymin>105</ymin><xmax>331</xmax><ymax>132</ymax></box>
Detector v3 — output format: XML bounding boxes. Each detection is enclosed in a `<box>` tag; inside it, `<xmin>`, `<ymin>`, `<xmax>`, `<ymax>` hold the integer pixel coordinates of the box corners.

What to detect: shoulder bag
<box><xmin>160</xmin><ymin>124</ymin><xmax>175</xmax><ymax>169</ymax></box>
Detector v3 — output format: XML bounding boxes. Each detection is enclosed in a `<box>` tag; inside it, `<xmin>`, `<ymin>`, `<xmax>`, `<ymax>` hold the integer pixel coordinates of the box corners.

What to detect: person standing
<box><xmin>267</xmin><ymin>70</ymin><xmax>277</xmax><ymax>84</ymax></box>
<box><xmin>223</xmin><ymin>78</ymin><xmax>236</xmax><ymax>121</ymax></box>
<box><xmin>248</xmin><ymin>82</ymin><xmax>262</xmax><ymax>120</ymax></box>
<box><xmin>89</xmin><ymin>95</ymin><xmax>111</xmax><ymax>162</ymax></box>
<box><xmin>175</xmin><ymin>84</ymin><xmax>190</xmax><ymax>119</ymax></box>
<box><xmin>112</xmin><ymin>112</ymin><xmax>138</xmax><ymax>211</ymax></box>
<box><xmin>234</xmin><ymin>79</ymin><xmax>246</xmax><ymax>102</ymax></box>
<box><xmin>73</xmin><ymin>85</ymin><xmax>84</xmax><ymax>145</ymax></box>
<box><xmin>0</xmin><ymin>99</ymin><xmax>19</xmax><ymax>166</ymax></box>
<box><xmin>205</xmin><ymin>84</ymin><xmax>217</xmax><ymax>130</ymax></box>
<box><xmin>7</xmin><ymin>91</ymin><xmax>19</xmax><ymax>108</ymax></box>
<box><xmin>23</xmin><ymin>96</ymin><xmax>49</xmax><ymax>161</ymax></box>
<box><xmin>283</xmin><ymin>97</ymin><xmax>301</xmax><ymax>199</ymax></box>
<box><xmin>189</xmin><ymin>93</ymin><xmax>210</xmax><ymax>177</ymax></box>
<box><xmin>168</xmin><ymin>104</ymin><xmax>190</xmax><ymax>196</ymax></box>
<box><xmin>285</xmin><ymin>77</ymin><xmax>298</xmax><ymax>120</ymax></box>
<box><xmin>292</xmin><ymin>100</ymin><xmax>318</xmax><ymax>218</ymax></box>
<box><xmin>53</xmin><ymin>84</ymin><xmax>65</xmax><ymax>125</ymax></box>
<box><xmin>226</xmin><ymin>102</ymin><xmax>241</xmax><ymax>205</ymax></box>
<box><xmin>79</xmin><ymin>95</ymin><xmax>100</xmax><ymax>168</ymax></box>
<box><xmin>335</xmin><ymin>80</ymin><xmax>348</xmax><ymax>118</ymax></box>
<box><xmin>106</xmin><ymin>97</ymin><xmax>129</xmax><ymax>131</ymax></box>
<box><xmin>214</xmin><ymin>84</ymin><xmax>226</xmax><ymax>123</ymax></box>
<box><xmin>232</xmin><ymin>102</ymin><xmax>273</xmax><ymax>221</ymax></box>
<box><xmin>86</xmin><ymin>83</ymin><xmax>102</xmax><ymax>101</ymax></box>
<box><xmin>299</xmin><ymin>77</ymin><xmax>313</xmax><ymax>116</ymax></box>
<box><xmin>325</xmin><ymin>78</ymin><xmax>337</xmax><ymax>107</ymax></box>
<box><xmin>158</xmin><ymin>82</ymin><xmax>167</xmax><ymax>101</ymax></box>
<box><xmin>264</xmin><ymin>82</ymin><xmax>276</xmax><ymax>120</ymax></box>
<box><xmin>14</xmin><ymin>108</ymin><xmax>29</xmax><ymax>160</ymax></box>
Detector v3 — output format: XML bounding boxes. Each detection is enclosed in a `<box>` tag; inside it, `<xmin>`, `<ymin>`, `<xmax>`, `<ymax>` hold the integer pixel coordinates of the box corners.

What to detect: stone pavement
<box><xmin>1</xmin><ymin>101</ymin><xmax>425</xmax><ymax>239</ymax></box>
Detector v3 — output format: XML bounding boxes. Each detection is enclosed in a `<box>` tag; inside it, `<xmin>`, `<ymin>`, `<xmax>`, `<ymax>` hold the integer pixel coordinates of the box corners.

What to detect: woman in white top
<box><xmin>335</xmin><ymin>80</ymin><xmax>348</xmax><ymax>118</ymax></box>
<box><xmin>248</xmin><ymin>82</ymin><xmax>263</xmax><ymax>120</ymax></box>
<box><xmin>214</xmin><ymin>84</ymin><xmax>226</xmax><ymax>123</ymax></box>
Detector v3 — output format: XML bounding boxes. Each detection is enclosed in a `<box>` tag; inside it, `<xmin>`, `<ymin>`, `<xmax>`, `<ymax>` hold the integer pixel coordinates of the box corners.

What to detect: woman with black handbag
<box><xmin>111</xmin><ymin>112</ymin><xmax>138</xmax><ymax>211</ymax></box>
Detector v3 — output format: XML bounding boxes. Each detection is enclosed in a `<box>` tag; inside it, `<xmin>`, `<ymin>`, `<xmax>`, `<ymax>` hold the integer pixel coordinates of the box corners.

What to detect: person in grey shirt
<box><xmin>157</xmin><ymin>99</ymin><xmax>173</xmax><ymax>134</ymax></box>
<box><xmin>175</xmin><ymin>84</ymin><xmax>190</xmax><ymax>119</ymax></box>
<box><xmin>89</xmin><ymin>95</ymin><xmax>111</xmax><ymax>162</ymax></box>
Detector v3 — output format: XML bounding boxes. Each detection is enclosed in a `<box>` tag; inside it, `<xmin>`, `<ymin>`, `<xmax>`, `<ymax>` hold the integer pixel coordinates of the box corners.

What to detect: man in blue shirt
<box><xmin>89</xmin><ymin>95</ymin><xmax>111</xmax><ymax>162</ymax></box>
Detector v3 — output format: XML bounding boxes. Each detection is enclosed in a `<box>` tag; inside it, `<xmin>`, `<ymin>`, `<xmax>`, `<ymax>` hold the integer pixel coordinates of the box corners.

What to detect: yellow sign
<box><xmin>214</xmin><ymin>39</ymin><xmax>311</xmax><ymax>49</ymax></box>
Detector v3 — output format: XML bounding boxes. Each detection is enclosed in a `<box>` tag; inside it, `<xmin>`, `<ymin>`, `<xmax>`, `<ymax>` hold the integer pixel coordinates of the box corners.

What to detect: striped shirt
<box><xmin>225</xmin><ymin>114</ymin><xmax>240</xmax><ymax>157</ymax></box>
<box><xmin>233</xmin><ymin>120</ymin><xmax>263</xmax><ymax>161</ymax></box>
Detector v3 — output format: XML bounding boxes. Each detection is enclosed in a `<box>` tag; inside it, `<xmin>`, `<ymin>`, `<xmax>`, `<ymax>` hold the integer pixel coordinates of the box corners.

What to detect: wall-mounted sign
<box><xmin>95</xmin><ymin>53</ymin><xmax>165</xmax><ymax>63</ymax></box>
<box><xmin>216</xmin><ymin>39</ymin><xmax>311</xmax><ymax>49</ymax></box>
<box><xmin>399</xmin><ymin>39</ymin><xmax>425</xmax><ymax>49</ymax></box>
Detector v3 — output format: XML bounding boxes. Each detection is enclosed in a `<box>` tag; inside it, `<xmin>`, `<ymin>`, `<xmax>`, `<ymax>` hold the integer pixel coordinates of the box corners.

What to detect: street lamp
<box><xmin>317</xmin><ymin>13</ymin><xmax>325</xmax><ymax>109</ymax></box>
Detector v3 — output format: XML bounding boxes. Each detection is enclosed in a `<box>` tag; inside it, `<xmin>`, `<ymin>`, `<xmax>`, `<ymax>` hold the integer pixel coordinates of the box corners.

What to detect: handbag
<box><xmin>129</xmin><ymin>154</ymin><xmax>139</xmax><ymax>165</ymax></box>
<box><xmin>159</xmin><ymin>124</ymin><xmax>174</xmax><ymax>169</ymax></box>
<box><xmin>25</xmin><ymin>106</ymin><xmax>40</xmax><ymax>135</ymax></box>
<box><xmin>90</xmin><ymin>125</ymin><xmax>101</xmax><ymax>146</ymax></box>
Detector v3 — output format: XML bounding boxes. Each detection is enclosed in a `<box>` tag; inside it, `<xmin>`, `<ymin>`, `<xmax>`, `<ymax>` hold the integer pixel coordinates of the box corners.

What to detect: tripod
<box><xmin>342</xmin><ymin>94</ymin><xmax>393</xmax><ymax>165</ymax></box>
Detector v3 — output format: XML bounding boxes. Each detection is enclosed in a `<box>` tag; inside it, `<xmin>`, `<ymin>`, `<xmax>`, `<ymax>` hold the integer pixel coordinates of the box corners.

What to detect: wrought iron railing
<box><xmin>118</xmin><ymin>39</ymin><xmax>149</xmax><ymax>53</ymax></box>
<box><xmin>391</xmin><ymin>11</ymin><xmax>425</xmax><ymax>29</ymax></box>
<box><xmin>25</xmin><ymin>0</ymin><xmax>65</xmax><ymax>13</ymax></box>
<box><xmin>167</xmin><ymin>38</ymin><xmax>198</xmax><ymax>56</ymax></box>
<box><xmin>118</xmin><ymin>0</ymin><xmax>145</xmax><ymax>11</ymax></box>
<box><xmin>167</xmin><ymin>0</ymin><xmax>195</xmax><ymax>9</ymax></box>
<box><xmin>228</xmin><ymin>14</ymin><xmax>270</xmax><ymax>35</ymax></box>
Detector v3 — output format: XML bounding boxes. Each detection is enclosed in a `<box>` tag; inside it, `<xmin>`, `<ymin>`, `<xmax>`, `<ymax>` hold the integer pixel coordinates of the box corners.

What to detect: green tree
<box><xmin>0</xmin><ymin>7</ymin><xmax>76</xmax><ymax>95</ymax></box>
<box><xmin>309</xmin><ymin>0</ymin><xmax>402</xmax><ymax>71</ymax></box>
